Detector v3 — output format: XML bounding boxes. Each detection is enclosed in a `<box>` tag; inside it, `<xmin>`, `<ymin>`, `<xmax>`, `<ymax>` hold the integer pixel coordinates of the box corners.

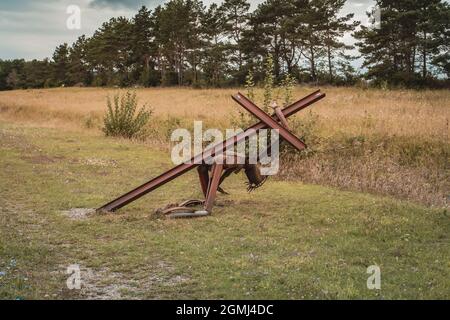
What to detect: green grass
<box><xmin>0</xmin><ymin>122</ymin><xmax>448</xmax><ymax>299</ymax></box>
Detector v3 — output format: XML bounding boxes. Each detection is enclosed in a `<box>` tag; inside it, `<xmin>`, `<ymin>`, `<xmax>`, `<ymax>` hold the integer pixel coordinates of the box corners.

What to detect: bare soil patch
<box><xmin>62</xmin><ymin>208</ymin><xmax>96</xmax><ymax>220</ymax></box>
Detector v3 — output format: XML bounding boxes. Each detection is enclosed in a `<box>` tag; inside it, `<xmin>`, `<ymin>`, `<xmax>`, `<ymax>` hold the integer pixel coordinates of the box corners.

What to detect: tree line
<box><xmin>0</xmin><ymin>0</ymin><xmax>448</xmax><ymax>91</ymax></box>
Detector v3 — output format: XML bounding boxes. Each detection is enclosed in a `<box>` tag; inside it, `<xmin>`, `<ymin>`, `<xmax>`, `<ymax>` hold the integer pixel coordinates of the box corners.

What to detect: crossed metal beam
<box><xmin>232</xmin><ymin>93</ymin><xmax>307</xmax><ymax>150</ymax></box>
<box><xmin>97</xmin><ymin>90</ymin><xmax>325</xmax><ymax>213</ymax></box>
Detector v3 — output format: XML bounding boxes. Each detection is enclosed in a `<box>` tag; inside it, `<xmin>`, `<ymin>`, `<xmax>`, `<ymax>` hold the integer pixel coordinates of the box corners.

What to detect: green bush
<box><xmin>102</xmin><ymin>91</ymin><xmax>152</xmax><ymax>139</ymax></box>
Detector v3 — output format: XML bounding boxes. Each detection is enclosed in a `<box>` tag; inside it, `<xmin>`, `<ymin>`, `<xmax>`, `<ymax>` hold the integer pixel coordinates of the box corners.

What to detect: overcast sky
<box><xmin>0</xmin><ymin>0</ymin><xmax>376</xmax><ymax>61</ymax></box>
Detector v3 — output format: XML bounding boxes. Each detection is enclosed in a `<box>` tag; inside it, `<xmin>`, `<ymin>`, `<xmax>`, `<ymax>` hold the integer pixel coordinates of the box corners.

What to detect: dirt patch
<box><xmin>58</xmin><ymin>263</ymin><xmax>189</xmax><ymax>299</ymax></box>
<box><xmin>83</xmin><ymin>158</ymin><xmax>118</xmax><ymax>167</ymax></box>
<box><xmin>0</xmin><ymin>129</ymin><xmax>36</xmax><ymax>152</ymax></box>
<box><xmin>62</xmin><ymin>208</ymin><xmax>96</xmax><ymax>220</ymax></box>
<box><xmin>80</xmin><ymin>267</ymin><xmax>136</xmax><ymax>300</ymax></box>
<box><xmin>0</xmin><ymin>129</ymin><xmax>65</xmax><ymax>165</ymax></box>
<box><xmin>80</xmin><ymin>266</ymin><xmax>188</xmax><ymax>299</ymax></box>
<box><xmin>22</xmin><ymin>154</ymin><xmax>58</xmax><ymax>164</ymax></box>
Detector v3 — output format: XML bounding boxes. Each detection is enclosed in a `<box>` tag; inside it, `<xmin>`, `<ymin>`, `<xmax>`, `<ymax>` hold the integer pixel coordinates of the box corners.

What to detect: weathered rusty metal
<box><xmin>167</xmin><ymin>211</ymin><xmax>209</xmax><ymax>219</ymax></box>
<box><xmin>204</xmin><ymin>161</ymin><xmax>223</xmax><ymax>213</ymax></box>
<box><xmin>243</xmin><ymin>163</ymin><xmax>268</xmax><ymax>192</ymax></box>
<box><xmin>271</xmin><ymin>101</ymin><xmax>290</xmax><ymax>129</ymax></box>
<box><xmin>232</xmin><ymin>93</ymin><xmax>307</xmax><ymax>151</ymax></box>
<box><xmin>197</xmin><ymin>166</ymin><xmax>209</xmax><ymax>197</ymax></box>
<box><xmin>97</xmin><ymin>90</ymin><xmax>325</xmax><ymax>213</ymax></box>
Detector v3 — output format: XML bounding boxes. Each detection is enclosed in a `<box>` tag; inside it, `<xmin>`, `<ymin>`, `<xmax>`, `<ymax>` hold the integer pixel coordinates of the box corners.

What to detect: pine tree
<box><xmin>153</xmin><ymin>0</ymin><xmax>204</xmax><ymax>86</ymax></box>
<box><xmin>52</xmin><ymin>43</ymin><xmax>70</xmax><ymax>86</ymax></box>
<box><xmin>23</xmin><ymin>59</ymin><xmax>52</xmax><ymax>88</ymax></box>
<box><xmin>201</xmin><ymin>3</ymin><xmax>228</xmax><ymax>86</ymax></box>
<box><xmin>67</xmin><ymin>35</ymin><xmax>91</xmax><ymax>86</ymax></box>
<box><xmin>295</xmin><ymin>0</ymin><xmax>327</xmax><ymax>82</ymax></box>
<box><xmin>85</xmin><ymin>17</ymin><xmax>133</xmax><ymax>86</ymax></box>
<box><xmin>319</xmin><ymin>0</ymin><xmax>359</xmax><ymax>82</ymax></box>
<box><xmin>131</xmin><ymin>6</ymin><xmax>155</xmax><ymax>86</ymax></box>
<box><xmin>415</xmin><ymin>0</ymin><xmax>450</xmax><ymax>79</ymax></box>
<box><xmin>355</xmin><ymin>0</ymin><xmax>450</xmax><ymax>86</ymax></box>
<box><xmin>221</xmin><ymin>0</ymin><xmax>250</xmax><ymax>79</ymax></box>
<box><xmin>246</xmin><ymin>0</ymin><xmax>297</xmax><ymax>81</ymax></box>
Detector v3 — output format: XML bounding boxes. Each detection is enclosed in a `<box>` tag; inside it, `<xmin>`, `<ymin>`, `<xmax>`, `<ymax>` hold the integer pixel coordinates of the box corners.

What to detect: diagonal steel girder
<box><xmin>232</xmin><ymin>93</ymin><xmax>307</xmax><ymax>151</ymax></box>
<box><xmin>97</xmin><ymin>90</ymin><xmax>326</xmax><ymax>212</ymax></box>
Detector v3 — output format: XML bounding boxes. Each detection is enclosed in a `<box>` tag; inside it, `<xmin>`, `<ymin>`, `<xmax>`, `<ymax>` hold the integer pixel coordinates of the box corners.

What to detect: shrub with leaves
<box><xmin>233</xmin><ymin>69</ymin><xmax>256</xmax><ymax>129</ymax></box>
<box><xmin>232</xmin><ymin>54</ymin><xmax>313</xmax><ymax>159</ymax></box>
<box><xmin>103</xmin><ymin>91</ymin><xmax>152</xmax><ymax>139</ymax></box>
<box><xmin>263</xmin><ymin>54</ymin><xmax>275</xmax><ymax>113</ymax></box>
<box><xmin>280</xmin><ymin>73</ymin><xmax>296</xmax><ymax>107</ymax></box>
<box><xmin>244</xmin><ymin>69</ymin><xmax>255</xmax><ymax>102</ymax></box>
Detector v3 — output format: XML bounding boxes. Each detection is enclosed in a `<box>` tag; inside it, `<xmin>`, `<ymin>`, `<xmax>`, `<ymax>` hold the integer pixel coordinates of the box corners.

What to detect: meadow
<box><xmin>0</xmin><ymin>86</ymin><xmax>448</xmax><ymax>207</ymax></box>
<box><xmin>0</xmin><ymin>86</ymin><xmax>449</xmax><ymax>299</ymax></box>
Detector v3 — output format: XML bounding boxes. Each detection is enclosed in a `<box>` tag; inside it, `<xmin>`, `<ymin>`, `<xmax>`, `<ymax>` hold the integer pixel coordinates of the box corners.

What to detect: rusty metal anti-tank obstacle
<box><xmin>97</xmin><ymin>90</ymin><xmax>326</xmax><ymax>217</ymax></box>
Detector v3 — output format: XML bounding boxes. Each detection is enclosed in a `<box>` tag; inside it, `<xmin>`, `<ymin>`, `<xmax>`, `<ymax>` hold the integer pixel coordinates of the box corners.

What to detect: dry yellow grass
<box><xmin>0</xmin><ymin>86</ymin><xmax>449</xmax><ymax>141</ymax></box>
<box><xmin>0</xmin><ymin>86</ymin><xmax>449</xmax><ymax>207</ymax></box>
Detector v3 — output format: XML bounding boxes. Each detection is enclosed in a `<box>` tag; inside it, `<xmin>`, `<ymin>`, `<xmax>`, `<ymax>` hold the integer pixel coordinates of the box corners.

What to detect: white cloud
<box><xmin>0</xmin><ymin>0</ymin><xmax>136</xmax><ymax>60</ymax></box>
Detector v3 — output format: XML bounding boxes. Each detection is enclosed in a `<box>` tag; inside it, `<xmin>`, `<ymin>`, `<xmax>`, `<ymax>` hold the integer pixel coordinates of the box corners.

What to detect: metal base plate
<box><xmin>166</xmin><ymin>210</ymin><xmax>210</xmax><ymax>219</ymax></box>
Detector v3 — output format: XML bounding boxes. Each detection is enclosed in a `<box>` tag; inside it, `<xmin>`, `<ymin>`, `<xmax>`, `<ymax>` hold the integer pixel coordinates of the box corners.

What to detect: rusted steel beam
<box><xmin>232</xmin><ymin>93</ymin><xmax>307</xmax><ymax>151</ymax></box>
<box><xmin>197</xmin><ymin>166</ymin><xmax>209</xmax><ymax>197</ymax></box>
<box><xmin>272</xmin><ymin>102</ymin><xmax>290</xmax><ymax>129</ymax></box>
<box><xmin>97</xmin><ymin>90</ymin><xmax>325</xmax><ymax>212</ymax></box>
<box><xmin>204</xmin><ymin>162</ymin><xmax>223</xmax><ymax>213</ymax></box>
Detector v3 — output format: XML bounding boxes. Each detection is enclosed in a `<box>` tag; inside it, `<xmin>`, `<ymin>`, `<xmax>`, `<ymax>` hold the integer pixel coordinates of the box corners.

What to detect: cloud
<box><xmin>0</xmin><ymin>0</ymin><xmax>137</xmax><ymax>60</ymax></box>
<box><xmin>0</xmin><ymin>0</ymin><xmax>48</xmax><ymax>12</ymax></box>
<box><xmin>343</xmin><ymin>0</ymin><xmax>377</xmax><ymax>31</ymax></box>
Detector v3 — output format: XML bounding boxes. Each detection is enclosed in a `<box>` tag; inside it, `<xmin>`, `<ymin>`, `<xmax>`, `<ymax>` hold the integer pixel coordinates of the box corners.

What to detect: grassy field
<box><xmin>0</xmin><ymin>87</ymin><xmax>448</xmax><ymax>206</ymax></box>
<box><xmin>0</xmin><ymin>87</ymin><xmax>449</xmax><ymax>299</ymax></box>
<box><xmin>1</xmin><ymin>87</ymin><xmax>449</xmax><ymax>141</ymax></box>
